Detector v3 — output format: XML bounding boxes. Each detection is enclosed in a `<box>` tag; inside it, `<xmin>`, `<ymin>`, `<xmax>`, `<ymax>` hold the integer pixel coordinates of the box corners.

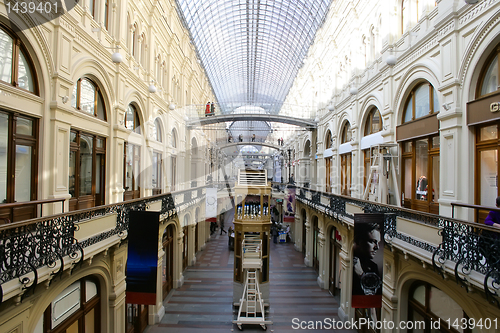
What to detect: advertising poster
<box><xmin>351</xmin><ymin>213</ymin><xmax>384</xmax><ymax>309</ymax></box>
<box><xmin>126</xmin><ymin>211</ymin><xmax>161</xmax><ymax>305</ymax></box>
<box><xmin>284</xmin><ymin>186</ymin><xmax>295</xmax><ymax>223</ymax></box>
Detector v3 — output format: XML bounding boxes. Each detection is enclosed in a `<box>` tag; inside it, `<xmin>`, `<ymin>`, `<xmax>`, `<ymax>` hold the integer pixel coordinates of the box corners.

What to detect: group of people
<box><xmin>277</xmin><ymin>137</ymin><xmax>284</xmax><ymax>146</ymax></box>
<box><xmin>205</xmin><ymin>102</ymin><xmax>215</xmax><ymax>116</ymax></box>
<box><xmin>271</xmin><ymin>222</ymin><xmax>290</xmax><ymax>244</ymax></box>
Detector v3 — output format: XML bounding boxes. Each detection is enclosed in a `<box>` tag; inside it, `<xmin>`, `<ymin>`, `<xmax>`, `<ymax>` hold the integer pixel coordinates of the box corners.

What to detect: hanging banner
<box><xmin>284</xmin><ymin>186</ymin><xmax>295</xmax><ymax>223</ymax></box>
<box><xmin>126</xmin><ymin>210</ymin><xmax>160</xmax><ymax>305</ymax></box>
<box><xmin>206</xmin><ymin>187</ymin><xmax>218</xmax><ymax>220</ymax></box>
<box><xmin>351</xmin><ymin>213</ymin><xmax>384</xmax><ymax>309</ymax></box>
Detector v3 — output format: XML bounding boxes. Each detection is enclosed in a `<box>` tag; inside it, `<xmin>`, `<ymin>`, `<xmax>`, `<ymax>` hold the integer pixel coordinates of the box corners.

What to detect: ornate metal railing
<box><xmin>295</xmin><ymin>186</ymin><xmax>500</xmax><ymax>308</ymax></box>
<box><xmin>0</xmin><ymin>186</ymin><xmax>206</xmax><ymax>304</ymax></box>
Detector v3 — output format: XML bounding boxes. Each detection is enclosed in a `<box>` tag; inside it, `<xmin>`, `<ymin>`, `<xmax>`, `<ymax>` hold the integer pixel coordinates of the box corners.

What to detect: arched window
<box><xmin>40</xmin><ymin>277</ymin><xmax>100</xmax><ymax>332</ymax></box>
<box><xmin>126</xmin><ymin>14</ymin><xmax>131</xmax><ymax>50</ymax></box>
<box><xmin>325</xmin><ymin>130</ymin><xmax>332</xmax><ymax>149</ymax></box>
<box><xmin>477</xmin><ymin>45</ymin><xmax>500</xmax><ymax>97</ymax></box>
<box><xmin>403</xmin><ymin>81</ymin><xmax>439</xmax><ymax>123</ymax></box>
<box><xmin>408</xmin><ymin>282</ymin><xmax>471</xmax><ymax>333</ymax></box>
<box><xmin>340</xmin><ymin>121</ymin><xmax>352</xmax><ymax>196</ymax></box>
<box><xmin>171</xmin><ymin>128</ymin><xmax>177</xmax><ymax>148</ymax></box>
<box><xmin>363</xmin><ymin>107</ymin><xmax>382</xmax><ymax>191</ymax></box>
<box><xmin>171</xmin><ymin>128</ymin><xmax>177</xmax><ymax>190</ymax></box>
<box><xmin>341</xmin><ymin>121</ymin><xmax>352</xmax><ymax>143</ymax></box>
<box><xmin>0</xmin><ymin>25</ymin><xmax>37</xmax><ymax>94</ymax></box>
<box><xmin>325</xmin><ymin>130</ymin><xmax>333</xmax><ymax>192</ymax></box>
<box><xmin>132</xmin><ymin>24</ymin><xmax>137</xmax><ymax>57</ymax></box>
<box><xmin>154</xmin><ymin>118</ymin><xmax>162</xmax><ymax>142</ymax></box>
<box><xmin>71</xmin><ymin>78</ymin><xmax>106</xmax><ymax>120</ymax></box>
<box><xmin>125</xmin><ymin>104</ymin><xmax>140</xmax><ymax>133</ymax></box>
<box><xmin>364</xmin><ymin>107</ymin><xmax>382</xmax><ymax>135</ymax></box>
<box><xmin>140</xmin><ymin>33</ymin><xmax>146</xmax><ymax>67</ymax></box>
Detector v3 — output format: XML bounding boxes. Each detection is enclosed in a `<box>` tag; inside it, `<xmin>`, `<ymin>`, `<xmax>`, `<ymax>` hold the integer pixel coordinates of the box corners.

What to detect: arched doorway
<box><xmin>301</xmin><ymin>209</ymin><xmax>307</xmax><ymax>256</ymax></box>
<box><xmin>183</xmin><ymin>215</ymin><xmax>189</xmax><ymax>271</ymax></box>
<box><xmin>312</xmin><ymin>216</ymin><xmax>319</xmax><ymax>273</ymax></box>
<box><xmin>328</xmin><ymin>227</ymin><xmax>341</xmax><ymax>296</ymax></box>
<box><xmin>162</xmin><ymin>223</ymin><xmax>175</xmax><ymax>299</ymax></box>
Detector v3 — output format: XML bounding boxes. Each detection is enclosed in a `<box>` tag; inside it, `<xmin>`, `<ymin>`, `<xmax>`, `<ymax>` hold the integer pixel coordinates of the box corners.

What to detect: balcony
<box><xmin>296</xmin><ymin>187</ymin><xmax>500</xmax><ymax>306</ymax></box>
<box><xmin>0</xmin><ymin>186</ymin><xmax>206</xmax><ymax>305</ymax></box>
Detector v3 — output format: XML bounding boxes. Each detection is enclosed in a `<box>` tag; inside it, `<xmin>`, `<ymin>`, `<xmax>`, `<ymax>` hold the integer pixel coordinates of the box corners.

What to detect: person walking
<box><xmin>271</xmin><ymin>223</ymin><xmax>278</xmax><ymax>244</ymax></box>
<box><xmin>220</xmin><ymin>218</ymin><xmax>227</xmax><ymax>235</ymax></box>
<box><xmin>210</xmin><ymin>102</ymin><xmax>215</xmax><ymax>115</ymax></box>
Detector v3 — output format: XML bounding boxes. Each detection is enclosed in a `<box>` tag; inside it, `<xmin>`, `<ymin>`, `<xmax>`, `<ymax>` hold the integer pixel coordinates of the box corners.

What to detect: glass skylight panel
<box><xmin>176</xmin><ymin>0</ymin><xmax>332</xmax><ymax>115</ymax></box>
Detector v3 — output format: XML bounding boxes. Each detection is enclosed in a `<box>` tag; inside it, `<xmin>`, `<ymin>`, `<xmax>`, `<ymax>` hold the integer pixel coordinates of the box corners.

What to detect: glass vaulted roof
<box><xmin>176</xmin><ymin>0</ymin><xmax>332</xmax><ymax>114</ymax></box>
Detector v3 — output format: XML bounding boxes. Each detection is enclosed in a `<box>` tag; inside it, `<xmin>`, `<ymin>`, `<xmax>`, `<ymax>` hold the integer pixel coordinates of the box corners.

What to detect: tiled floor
<box><xmin>145</xmin><ymin>230</ymin><xmax>354</xmax><ymax>333</ymax></box>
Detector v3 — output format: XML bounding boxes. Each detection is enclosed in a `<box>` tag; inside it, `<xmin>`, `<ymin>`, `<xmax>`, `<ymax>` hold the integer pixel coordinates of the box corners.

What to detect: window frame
<box><xmin>125</xmin><ymin>104</ymin><xmax>141</xmax><ymax>134</ymax></box>
<box><xmin>400</xmin><ymin>135</ymin><xmax>439</xmax><ymax>214</ymax></box>
<box><xmin>364</xmin><ymin>107</ymin><xmax>382</xmax><ymax>136</ymax></box>
<box><xmin>72</xmin><ymin>78</ymin><xmax>107</xmax><ymax>121</ymax></box>
<box><xmin>123</xmin><ymin>142</ymin><xmax>141</xmax><ymax>200</ymax></box>
<box><xmin>340</xmin><ymin>121</ymin><xmax>352</xmax><ymax>144</ymax></box>
<box><xmin>154</xmin><ymin>118</ymin><xmax>162</xmax><ymax>142</ymax></box>
<box><xmin>402</xmin><ymin>81</ymin><xmax>438</xmax><ymax>123</ymax></box>
<box><xmin>43</xmin><ymin>276</ymin><xmax>101</xmax><ymax>333</ymax></box>
<box><xmin>408</xmin><ymin>281</ymin><xmax>470</xmax><ymax>333</ymax></box>
<box><xmin>0</xmin><ymin>23</ymin><xmax>38</xmax><ymax>95</ymax></box>
<box><xmin>69</xmin><ymin>130</ymin><xmax>106</xmax><ymax>211</ymax></box>
<box><xmin>0</xmin><ymin>111</ymin><xmax>38</xmax><ymax>210</ymax></box>
<box><xmin>152</xmin><ymin>151</ymin><xmax>162</xmax><ymax>195</ymax></box>
<box><xmin>476</xmin><ymin>44</ymin><xmax>500</xmax><ymax>99</ymax></box>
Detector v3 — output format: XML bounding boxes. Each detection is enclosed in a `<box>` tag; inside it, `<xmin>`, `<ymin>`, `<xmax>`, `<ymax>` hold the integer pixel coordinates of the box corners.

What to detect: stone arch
<box><xmin>459</xmin><ymin>8</ymin><xmax>500</xmax><ymax>100</ymax></box>
<box><xmin>27</xmin><ymin>265</ymin><xmax>113</xmax><ymax>333</ymax></box>
<box><xmin>392</xmin><ymin>62</ymin><xmax>441</xmax><ymax>126</ymax></box>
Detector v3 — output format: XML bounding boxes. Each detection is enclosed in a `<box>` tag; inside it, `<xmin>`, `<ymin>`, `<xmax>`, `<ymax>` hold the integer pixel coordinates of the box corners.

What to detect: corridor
<box><xmin>145</xmin><ymin>231</ymin><xmax>355</xmax><ymax>333</ymax></box>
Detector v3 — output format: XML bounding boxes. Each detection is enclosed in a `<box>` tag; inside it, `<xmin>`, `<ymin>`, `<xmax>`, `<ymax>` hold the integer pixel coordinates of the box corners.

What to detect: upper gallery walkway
<box><xmin>145</xmin><ymin>231</ymin><xmax>355</xmax><ymax>333</ymax></box>
<box><xmin>183</xmin><ymin>104</ymin><xmax>318</xmax><ymax>130</ymax></box>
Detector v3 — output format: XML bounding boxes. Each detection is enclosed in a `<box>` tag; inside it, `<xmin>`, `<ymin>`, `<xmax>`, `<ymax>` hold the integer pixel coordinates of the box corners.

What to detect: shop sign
<box><xmin>490</xmin><ymin>102</ymin><xmax>500</xmax><ymax>113</ymax></box>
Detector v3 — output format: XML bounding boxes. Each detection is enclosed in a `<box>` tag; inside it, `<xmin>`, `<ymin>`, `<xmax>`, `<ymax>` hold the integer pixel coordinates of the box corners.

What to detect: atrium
<box><xmin>0</xmin><ymin>0</ymin><xmax>500</xmax><ymax>332</ymax></box>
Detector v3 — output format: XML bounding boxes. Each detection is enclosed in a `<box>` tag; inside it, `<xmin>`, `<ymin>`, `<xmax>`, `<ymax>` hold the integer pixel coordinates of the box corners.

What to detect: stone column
<box><xmin>304</xmin><ymin>214</ymin><xmax>312</xmax><ymax>267</ymax></box>
<box><xmin>317</xmin><ymin>223</ymin><xmax>326</xmax><ymax>289</ymax></box>
<box><xmin>149</xmin><ymin>244</ymin><xmax>165</xmax><ymax>324</ymax></box>
<box><xmin>108</xmin><ymin>243</ymin><xmax>128</xmax><ymax>332</ymax></box>
<box><xmin>176</xmin><ymin>231</ymin><xmax>184</xmax><ymax>288</ymax></box>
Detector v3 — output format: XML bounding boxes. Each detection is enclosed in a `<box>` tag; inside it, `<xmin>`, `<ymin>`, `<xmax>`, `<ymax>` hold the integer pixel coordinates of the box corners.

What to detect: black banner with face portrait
<box><xmin>351</xmin><ymin>213</ymin><xmax>384</xmax><ymax>308</ymax></box>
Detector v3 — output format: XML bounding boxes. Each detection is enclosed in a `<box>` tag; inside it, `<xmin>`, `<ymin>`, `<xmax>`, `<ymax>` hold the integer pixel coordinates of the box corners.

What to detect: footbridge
<box><xmin>217</xmin><ymin>141</ymin><xmax>283</xmax><ymax>151</ymax></box>
<box><xmin>186</xmin><ymin>114</ymin><xmax>317</xmax><ymax>129</ymax></box>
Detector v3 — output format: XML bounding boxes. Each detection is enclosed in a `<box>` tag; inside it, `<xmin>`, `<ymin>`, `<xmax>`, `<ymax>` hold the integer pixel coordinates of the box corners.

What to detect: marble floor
<box><xmin>144</xmin><ymin>230</ymin><xmax>355</xmax><ymax>333</ymax></box>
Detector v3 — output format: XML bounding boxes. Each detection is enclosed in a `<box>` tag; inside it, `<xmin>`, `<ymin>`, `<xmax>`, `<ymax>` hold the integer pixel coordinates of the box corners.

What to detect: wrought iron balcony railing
<box><xmin>0</xmin><ymin>186</ymin><xmax>206</xmax><ymax>305</ymax></box>
<box><xmin>295</xmin><ymin>186</ymin><xmax>500</xmax><ymax>308</ymax></box>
